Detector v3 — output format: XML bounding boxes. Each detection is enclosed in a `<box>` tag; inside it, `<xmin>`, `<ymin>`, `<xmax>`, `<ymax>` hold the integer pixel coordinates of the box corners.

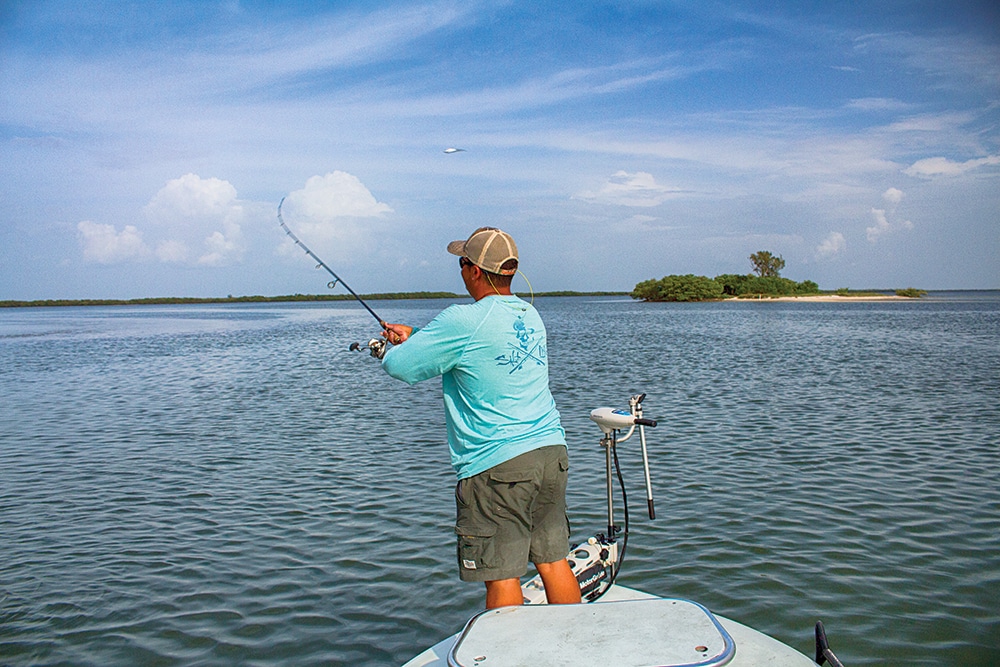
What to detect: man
<box><xmin>380</xmin><ymin>227</ymin><xmax>581</xmax><ymax>609</ymax></box>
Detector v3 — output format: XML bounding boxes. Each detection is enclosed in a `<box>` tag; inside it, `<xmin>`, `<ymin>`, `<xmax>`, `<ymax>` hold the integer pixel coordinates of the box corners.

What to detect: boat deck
<box><xmin>401</xmin><ymin>585</ymin><xmax>817</xmax><ymax>667</ymax></box>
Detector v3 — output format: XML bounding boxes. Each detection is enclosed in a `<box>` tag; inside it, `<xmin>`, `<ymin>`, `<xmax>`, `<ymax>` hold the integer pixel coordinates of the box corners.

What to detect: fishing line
<box><xmin>517</xmin><ymin>269</ymin><xmax>534</xmax><ymax>306</ymax></box>
<box><xmin>483</xmin><ymin>267</ymin><xmax>535</xmax><ymax>305</ymax></box>
<box><xmin>277</xmin><ymin>197</ymin><xmax>386</xmax><ymax>327</ymax></box>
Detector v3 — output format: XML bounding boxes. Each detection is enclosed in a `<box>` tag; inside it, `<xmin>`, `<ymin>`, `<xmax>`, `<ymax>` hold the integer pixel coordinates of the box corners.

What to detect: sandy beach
<box><xmin>730</xmin><ymin>294</ymin><xmax>910</xmax><ymax>302</ymax></box>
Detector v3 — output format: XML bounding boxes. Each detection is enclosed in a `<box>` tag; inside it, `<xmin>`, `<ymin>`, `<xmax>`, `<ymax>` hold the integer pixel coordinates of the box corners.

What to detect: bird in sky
<box><xmin>443</xmin><ymin>147</ymin><xmax>465</xmax><ymax>153</ymax></box>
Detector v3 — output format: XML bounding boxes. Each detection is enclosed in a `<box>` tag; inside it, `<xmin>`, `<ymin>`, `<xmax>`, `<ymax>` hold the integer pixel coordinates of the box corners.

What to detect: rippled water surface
<box><xmin>2</xmin><ymin>295</ymin><xmax>999</xmax><ymax>666</ymax></box>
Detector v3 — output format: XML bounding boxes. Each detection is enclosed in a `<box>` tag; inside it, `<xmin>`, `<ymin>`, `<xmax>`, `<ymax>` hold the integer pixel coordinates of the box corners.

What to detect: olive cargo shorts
<box><xmin>454</xmin><ymin>445</ymin><xmax>570</xmax><ymax>582</ymax></box>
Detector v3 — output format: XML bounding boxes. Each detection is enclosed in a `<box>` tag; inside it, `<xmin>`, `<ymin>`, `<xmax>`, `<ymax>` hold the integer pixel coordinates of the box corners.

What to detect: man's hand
<box><xmin>382</xmin><ymin>323</ymin><xmax>413</xmax><ymax>345</ymax></box>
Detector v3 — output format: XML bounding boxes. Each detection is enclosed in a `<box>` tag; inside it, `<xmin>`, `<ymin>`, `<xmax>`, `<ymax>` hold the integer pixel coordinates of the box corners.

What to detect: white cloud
<box><xmin>145</xmin><ymin>173</ymin><xmax>240</xmax><ymax>222</ymax></box>
<box><xmin>75</xmin><ymin>174</ymin><xmax>248</xmax><ymax>267</ymax></box>
<box><xmin>865</xmin><ymin>187</ymin><xmax>912</xmax><ymax>243</ymax></box>
<box><xmin>816</xmin><ymin>231</ymin><xmax>846</xmax><ymax>259</ymax></box>
<box><xmin>866</xmin><ymin>208</ymin><xmax>890</xmax><ymax>242</ymax></box>
<box><xmin>575</xmin><ymin>171</ymin><xmax>685</xmax><ymax>207</ymax></box>
<box><xmin>278</xmin><ymin>171</ymin><xmax>394</xmax><ymax>262</ymax></box>
<box><xmin>887</xmin><ymin>112</ymin><xmax>974</xmax><ymax>133</ymax></box>
<box><xmin>904</xmin><ymin>155</ymin><xmax>1000</xmax><ymax>178</ymax></box>
<box><xmin>155</xmin><ymin>240</ymin><xmax>189</xmax><ymax>263</ymax></box>
<box><xmin>77</xmin><ymin>221</ymin><xmax>150</xmax><ymax>264</ymax></box>
<box><xmin>143</xmin><ymin>174</ymin><xmax>247</xmax><ymax>265</ymax></box>
<box><xmin>199</xmin><ymin>231</ymin><xmax>240</xmax><ymax>267</ymax></box>
<box><xmin>866</xmin><ymin>208</ymin><xmax>913</xmax><ymax>243</ymax></box>
<box><xmin>882</xmin><ymin>187</ymin><xmax>903</xmax><ymax>204</ymax></box>
<box><xmin>288</xmin><ymin>172</ymin><xmax>393</xmax><ymax>221</ymax></box>
<box><xmin>854</xmin><ymin>32</ymin><xmax>1000</xmax><ymax>92</ymax></box>
<box><xmin>845</xmin><ymin>97</ymin><xmax>910</xmax><ymax>111</ymax></box>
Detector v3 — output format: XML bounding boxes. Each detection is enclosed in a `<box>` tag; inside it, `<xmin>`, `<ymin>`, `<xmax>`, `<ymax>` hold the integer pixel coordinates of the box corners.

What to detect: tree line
<box><xmin>0</xmin><ymin>290</ymin><xmax>629</xmax><ymax>309</ymax></box>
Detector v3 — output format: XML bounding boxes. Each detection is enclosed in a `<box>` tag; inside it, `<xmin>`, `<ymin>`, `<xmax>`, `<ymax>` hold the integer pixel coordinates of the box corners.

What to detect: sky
<box><xmin>1</xmin><ymin>0</ymin><xmax>998</xmax><ymax>300</ymax></box>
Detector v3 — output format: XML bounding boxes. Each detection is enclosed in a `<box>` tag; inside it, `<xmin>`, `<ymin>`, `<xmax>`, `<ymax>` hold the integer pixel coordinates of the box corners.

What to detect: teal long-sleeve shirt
<box><xmin>381</xmin><ymin>295</ymin><xmax>565</xmax><ymax>479</ymax></box>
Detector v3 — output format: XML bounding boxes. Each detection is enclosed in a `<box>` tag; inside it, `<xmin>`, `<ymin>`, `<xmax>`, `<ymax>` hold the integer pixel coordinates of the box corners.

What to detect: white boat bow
<box><xmin>402</xmin><ymin>584</ymin><xmax>819</xmax><ymax>667</ymax></box>
<box><xmin>400</xmin><ymin>394</ymin><xmax>844</xmax><ymax>667</ymax></box>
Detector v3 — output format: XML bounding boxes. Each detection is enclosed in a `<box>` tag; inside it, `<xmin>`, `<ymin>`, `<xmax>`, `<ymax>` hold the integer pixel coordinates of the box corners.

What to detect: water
<box><xmin>1</xmin><ymin>295</ymin><xmax>998</xmax><ymax>666</ymax></box>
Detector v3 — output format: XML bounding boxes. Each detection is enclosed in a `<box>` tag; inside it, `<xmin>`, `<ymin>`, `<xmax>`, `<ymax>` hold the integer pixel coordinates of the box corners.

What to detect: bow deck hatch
<box><xmin>448</xmin><ymin>598</ymin><xmax>736</xmax><ymax>667</ymax></box>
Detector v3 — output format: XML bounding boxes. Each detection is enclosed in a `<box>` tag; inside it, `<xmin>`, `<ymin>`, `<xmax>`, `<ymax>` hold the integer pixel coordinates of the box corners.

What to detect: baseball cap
<box><xmin>447</xmin><ymin>227</ymin><xmax>518</xmax><ymax>275</ymax></box>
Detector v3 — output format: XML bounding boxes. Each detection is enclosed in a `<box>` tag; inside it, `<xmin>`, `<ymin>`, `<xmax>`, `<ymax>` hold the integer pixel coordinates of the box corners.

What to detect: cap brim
<box><xmin>446</xmin><ymin>240</ymin><xmax>467</xmax><ymax>257</ymax></box>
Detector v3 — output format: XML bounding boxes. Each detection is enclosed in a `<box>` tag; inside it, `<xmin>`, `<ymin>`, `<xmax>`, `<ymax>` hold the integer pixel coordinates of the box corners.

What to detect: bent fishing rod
<box><xmin>277</xmin><ymin>197</ymin><xmax>387</xmax><ymax>328</ymax></box>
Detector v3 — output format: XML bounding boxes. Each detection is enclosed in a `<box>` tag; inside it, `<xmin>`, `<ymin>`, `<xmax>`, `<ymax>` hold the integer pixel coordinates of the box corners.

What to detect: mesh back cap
<box><xmin>447</xmin><ymin>227</ymin><xmax>518</xmax><ymax>275</ymax></box>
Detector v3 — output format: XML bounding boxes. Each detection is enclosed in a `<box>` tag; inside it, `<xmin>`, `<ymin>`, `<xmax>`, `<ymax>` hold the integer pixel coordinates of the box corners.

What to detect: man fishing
<box><xmin>379</xmin><ymin>227</ymin><xmax>582</xmax><ymax>609</ymax></box>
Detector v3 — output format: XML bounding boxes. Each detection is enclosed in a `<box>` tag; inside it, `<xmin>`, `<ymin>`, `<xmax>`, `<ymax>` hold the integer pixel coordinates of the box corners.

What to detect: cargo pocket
<box><xmin>455</xmin><ymin>522</ymin><xmax>497</xmax><ymax>572</ymax></box>
<box><xmin>488</xmin><ymin>468</ymin><xmax>541</xmax><ymax>523</ymax></box>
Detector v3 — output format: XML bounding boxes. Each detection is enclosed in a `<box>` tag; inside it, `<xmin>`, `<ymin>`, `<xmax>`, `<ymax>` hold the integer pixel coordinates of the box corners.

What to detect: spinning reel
<box><xmin>349</xmin><ymin>338</ymin><xmax>389</xmax><ymax>359</ymax></box>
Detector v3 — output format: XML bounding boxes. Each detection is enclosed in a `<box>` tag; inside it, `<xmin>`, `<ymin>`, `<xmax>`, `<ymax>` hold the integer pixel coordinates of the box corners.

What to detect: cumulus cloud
<box><xmin>289</xmin><ymin>172</ymin><xmax>393</xmax><ymax>220</ymax></box>
<box><xmin>866</xmin><ymin>188</ymin><xmax>913</xmax><ymax>242</ymax></box>
<box><xmin>77</xmin><ymin>221</ymin><xmax>150</xmax><ymax>264</ymax></box>
<box><xmin>816</xmin><ymin>231</ymin><xmax>846</xmax><ymax>259</ymax></box>
<box><xmin>143</xmin><ymin>174</ymin><xmax>246</xmax><ymax>265</ymax></box>
<box><xmin>904</xmin><ymin>155</ymin><xmax>1000</xmax><ymax>178</ymax></box>
<box><xmin>278</xmin><ymin>171</ymin><xmax>393</xmax><ymax>261</ymax></box>
<box><xmin>575</xmin><ymin>171</ymin><xmax>684</xmax><ymax>207</ymax></box>
<box><xmin>882</xmin><ymin>187</ymin><xmax>903</xmax><ymax>205</ymax></box>
<box><xmin>77</xmin><ymin>173</ymin><xmax>250</xmax><ymax>266</ymax></box>
<box><xmin>145</xmin><ymin>174</ymin><xmax>240</xmax><ymax>221</ymax></box>
<box><xmin>155</xmin><ymin>239</ymin><xmax>188</xmax><ymax>263</ymax></box>
<box><xmin>866</xmin><ymin>208</ymin><xmax>892</xmax><ymax>242</ymax></box>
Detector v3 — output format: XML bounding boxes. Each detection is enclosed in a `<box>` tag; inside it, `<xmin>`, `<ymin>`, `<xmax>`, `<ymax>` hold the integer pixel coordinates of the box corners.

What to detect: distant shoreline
<box><xmin>4</xmin><ymin>290</ymin><xmax>995</xmax><ymax>309</ymax></box>
<box><xmin>727</xmin><ymin>294</ymin><xmax>910</xmax><ymax>302</ymax></box>
<box><xmin>0</xmin><ymin>291</ymin><xmax>628</xmax><ymax>308</ymax></box>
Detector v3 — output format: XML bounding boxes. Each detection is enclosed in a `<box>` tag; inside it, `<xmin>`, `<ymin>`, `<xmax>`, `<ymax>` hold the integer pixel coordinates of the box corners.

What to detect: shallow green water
<box><xmin>1</xmin><ymin>295</ymin><xmax>998</xmax><ymax>666</ymax></box>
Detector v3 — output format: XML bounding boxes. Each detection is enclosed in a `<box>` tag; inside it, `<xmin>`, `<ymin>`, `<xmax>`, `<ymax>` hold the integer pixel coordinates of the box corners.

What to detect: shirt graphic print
<box><xmin>495</xmin><ymin>315</ymin><xmax>546</xmax><ymax>374</ymax></box>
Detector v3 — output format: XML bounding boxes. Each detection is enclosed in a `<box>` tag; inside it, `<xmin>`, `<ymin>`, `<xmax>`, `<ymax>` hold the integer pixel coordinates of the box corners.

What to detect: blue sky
<box><xmin>2</xmin><ymin>0</ymin><xmax>998</xmax><ymax>300</ymax></box>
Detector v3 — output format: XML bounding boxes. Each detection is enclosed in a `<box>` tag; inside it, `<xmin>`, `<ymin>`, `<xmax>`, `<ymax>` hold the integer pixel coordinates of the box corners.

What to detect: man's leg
<box><xmin>535</xmin><ymin>558</ymin><xmax>582</xmax><ymax>604</ymax></box>
<box><xmin>528</xmin><ymin>447</ymin><xmax>580</xmax><ymax>604</ymax></box>
<box><xmin>484</xmin><ymin>577</ymin><xmax>524</xmax><ymax>609</ymax></box>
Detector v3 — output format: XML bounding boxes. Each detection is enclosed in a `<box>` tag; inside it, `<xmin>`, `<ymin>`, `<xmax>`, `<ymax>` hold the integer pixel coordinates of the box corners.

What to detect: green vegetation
<box><xmin>0</xmin><ymin>292</ymin><xmax>465</xmax><ymax>308</ymax></box>
<box><xmin>749</xmin><ymin>250</ymin><xmax>786</xmax><ymax>278</ymax></box>
<box><xmin>631</xmin><ymin>275</ymin><xmax>723</xmax><ymax>302</ymax></box>
<box><xmin>631</xmin><ymin>274</ymin><xmax>819</xmax><ymax>302</ymax></box>
<box><xmin>0</xmin><ymin>290</ymin><xmax>627</xmax><ymax>309</ymax></box>
<box><xmin>716</xmin><ymin>274</ymin><xmax>819</xmax><ymax>298</ymax></box>
<box><xmin>631</xmin><ymin>250</ymin><xmax>925</xmax><ymax>302</ymax></box>
<box><xmin>834</xmin><ymin>288</ymin><xmax>885</xmax><ymax>297</ymax></box>
<box><xmin>632</xmin><ymin>250</ymin><xmax>820</xmax><ymax>302</ymax></box>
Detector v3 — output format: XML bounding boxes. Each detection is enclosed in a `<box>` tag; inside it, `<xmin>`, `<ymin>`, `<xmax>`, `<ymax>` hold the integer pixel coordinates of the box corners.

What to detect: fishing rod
<box><xmin>277</xmin><ymin>197</ymin><xmax>386</xmax><ymax>328</ymax></box>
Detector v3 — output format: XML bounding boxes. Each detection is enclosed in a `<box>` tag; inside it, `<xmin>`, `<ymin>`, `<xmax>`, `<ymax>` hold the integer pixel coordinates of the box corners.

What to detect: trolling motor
<box><xmin>522</xmin><ymin>393</ymin><xmax>657</xmax><ymax>604</ymax></box>
<box><xmin>591</xmin><ymin>394</ymin><xmax>658</xmax><ymax>527</ymax></box>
